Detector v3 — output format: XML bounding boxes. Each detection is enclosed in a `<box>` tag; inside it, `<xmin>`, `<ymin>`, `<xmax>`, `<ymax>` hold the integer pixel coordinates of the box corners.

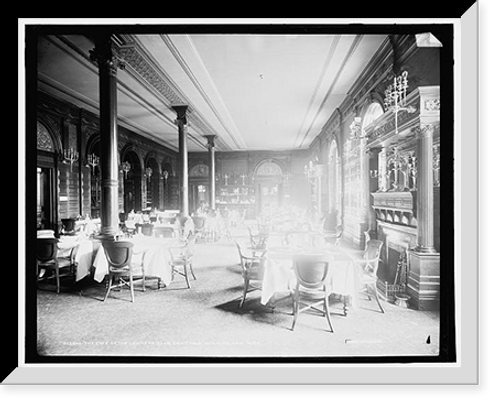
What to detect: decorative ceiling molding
<box><xmin>298</xmin><ymin>34</ymin><xmax>364</xmax><ymax>149</ymax></box>
<box><xmin>119</xmin><ymin>35</ymin><xmax>230</xmax><ymax>151</ymax></box>
<box><xmin>292</xmin><ymin>35</ymin><xmax>341</xmax><ymax>149</ymax></box>
<box><xmin>161</xmin><ymin>34</ymin><xmax>245</xmax><ymax>150</ymax></box>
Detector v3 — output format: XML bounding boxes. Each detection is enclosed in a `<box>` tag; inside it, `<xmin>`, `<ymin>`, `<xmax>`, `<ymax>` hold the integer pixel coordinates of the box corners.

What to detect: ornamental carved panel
<box><xmin>189</xmin><ymin>163</ymin><xmax>209</xmax><ymax>177</ymax></box>
<box><xmin>37</xmin><ymin>121</ymin><xmax>54</xmax><ymax>152</ymax></box>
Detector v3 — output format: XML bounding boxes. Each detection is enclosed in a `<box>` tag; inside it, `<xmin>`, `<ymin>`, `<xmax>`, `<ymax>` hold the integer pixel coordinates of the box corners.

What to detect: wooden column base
<box><xmin>407</xmin><ymin>250</ymin><xmax>440</xmax><ymax>311</ymax></box>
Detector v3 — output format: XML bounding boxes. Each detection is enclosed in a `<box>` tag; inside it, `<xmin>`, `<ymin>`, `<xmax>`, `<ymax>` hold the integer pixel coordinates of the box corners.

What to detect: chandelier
<box><xmin>383</xmin><ymin>71</ymin><xmax>416</xmax><ymax>134</ymax></box>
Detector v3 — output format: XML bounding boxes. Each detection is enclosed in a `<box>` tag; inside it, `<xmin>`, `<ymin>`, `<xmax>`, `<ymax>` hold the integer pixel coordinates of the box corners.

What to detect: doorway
<box><xmin>189</xmin><ymin>182</ymin><xmax>209</xmax><ymax>214</ymax></box>
<box><xmin>37</xmin><ymin>167</ymin><xmax>54</xmax><ymax>230</ymax></box>
<box><xmin>257</xmin><ymin>180</ymin><xmax>283</xmax><ymax>215</ymax></box>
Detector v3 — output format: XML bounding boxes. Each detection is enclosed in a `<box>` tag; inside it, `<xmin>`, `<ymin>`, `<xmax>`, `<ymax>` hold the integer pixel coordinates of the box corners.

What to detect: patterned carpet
<box><xmin>35</xmin><ymin>226</ymin><xmax>440</xmax><ymax>359</ymax></box>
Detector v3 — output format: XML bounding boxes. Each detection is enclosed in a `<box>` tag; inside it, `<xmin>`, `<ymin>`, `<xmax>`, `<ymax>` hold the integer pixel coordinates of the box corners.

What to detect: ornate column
<box><xmin>203</xmin><ymin>135</ymin><xmax>217</xmax><ymax>210</ymax></box>
<box><xmin>90</xmin><ymin>33</ymin><xmax>124</xmax><ymax>239</ymax></box>
<box><xmin>415</xmin><ymin>124</ymin><xmax>438</xmax><ymax>253</ymax></box>
<box><xmin>407</xmin><ymin>86</ymin><xmax>440</xmax><ymax>310</ymax></box>
<box><xmin>171</xmin><ymin>104</ymin><xmax>189</xmax><ymax>220</ymax></box>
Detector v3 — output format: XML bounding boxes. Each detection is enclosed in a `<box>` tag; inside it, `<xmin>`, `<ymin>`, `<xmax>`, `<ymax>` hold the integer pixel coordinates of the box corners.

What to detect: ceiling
<box><xmin>36</xmin><ymin>32</ymin><xmax>387</xmax><ymax>152</ymax></box>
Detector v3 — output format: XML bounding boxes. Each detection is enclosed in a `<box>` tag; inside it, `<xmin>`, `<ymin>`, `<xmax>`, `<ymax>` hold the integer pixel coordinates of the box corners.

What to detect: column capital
<box><xmin>412</xmin><ymin>123</ymin><xmax>440</xmax><ymax>139</ymax></box>
<box><xmin>89</xmin><ymin>35</ymin><xmax>125</xmax><ymax>77</ymax></box>
<box><xmin>170</xmin><ymin>104</ymin><xmax>189</xmax><ymax>126</ymax></box>
<box><xmin>203</xmin><ymin>135</ymin><xmax>217</xmax><ymax>149</ymax></box>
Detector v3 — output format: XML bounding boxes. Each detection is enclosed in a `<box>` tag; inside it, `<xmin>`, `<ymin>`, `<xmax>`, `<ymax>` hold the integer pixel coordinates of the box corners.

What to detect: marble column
<box><xmin>90</xmin><ymin>33</ymin><xmax>124</xmax><ymax>239</ymax></box>
<box><xmin>416</xmin><ymin>124</ymin><xmax>437</xmax><ymax>253</ymax></box>
<box><xmin>203</xmin><ymin>135</ymin><xmax>217</xmax><ymax>210</ymax></box>
<box><xmin>171</xmin><ymin>104</ymin><xmax>189</xmax><ymax>219</ymax></box>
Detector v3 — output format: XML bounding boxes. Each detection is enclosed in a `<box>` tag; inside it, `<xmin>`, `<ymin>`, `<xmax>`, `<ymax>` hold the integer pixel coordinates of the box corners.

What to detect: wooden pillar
<box><xmin>416</xmin><ymin>124</ymin><xmax>437</xmax><ymax>253</ymax></box>
<box><xmin>203</xmin><ymin>135</ymin><xmax>217</xmax><ymax>210</ymax></box>
<box><xmin>90</xmin><ymin>33</ymin><xmax>124</xmax><ymax>239</ymax></box>
<box><xmin>171</xmin><ymin>104</ymin><xmax>189</xmax><ymax>219</ymax></box>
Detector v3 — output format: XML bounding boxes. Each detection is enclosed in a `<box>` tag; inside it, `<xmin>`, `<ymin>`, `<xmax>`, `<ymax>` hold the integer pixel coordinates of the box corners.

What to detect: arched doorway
<box><xmin>121</xmin><ymin>149</ymin><xmax>142</xmax><ymax>214</ymax></box>
<box><xmin>37</xmin><ymin>119</ymin><xmax>61</xmax><ymax>231</ymax></box>
<box><xmin>188</xmin><ymin>163</ymin><xmax>209</xmax><ymax>214</ymax></box>
<box><xmin>254</xmin><ymin>160</ymin><xmax>284</xmax><ymax>216</ymax></box>
<box><xmin>144</xmin><ymin>155</ymin><xmax>160</xmax><ymax>211</ymax></box>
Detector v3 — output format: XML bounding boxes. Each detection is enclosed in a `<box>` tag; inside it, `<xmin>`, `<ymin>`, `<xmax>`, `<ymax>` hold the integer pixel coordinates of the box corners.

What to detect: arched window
<box><xmin>362</xmin><ymin>102</ymin><xmax>384</xmax><ymax>136</ymax></box>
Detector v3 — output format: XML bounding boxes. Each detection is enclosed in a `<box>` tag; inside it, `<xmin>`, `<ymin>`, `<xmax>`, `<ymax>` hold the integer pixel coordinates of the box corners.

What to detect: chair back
<box><xmin>234</xmin><ymin>241</ymin><xmax>245</xmax><ymax>268</ymax></box>
<box><xmin>363</xmin><ymin>239</ymin><xmax>384</xmax><ymax>275</ymax></box>
<box><xmin>102</xmin><ymin>241</ymin><xmax>134</xmax><ymax>269</ymax></box>
<box><xmin>292</xmin><ymin>254</ymin><xmax>331</xmax><ymax>290</ymax></box>
<box><xmin>192</xmin><ymin>216</ymin><xmax>205</xmax><ymax>230</ymax></box>
<box><xmin>37</xmin><ymin>238</ymin><xmax>59</xmax><ymax>262</ymax></box>
<box><xmin>61</xmin><ymin>218</ymin><xmax>75</xmax><ymax>233</ymax></box>
<box><xmin>184</xmin><ymin>232</ymin><xmax>198</xmax><ymax>257</ymax></box>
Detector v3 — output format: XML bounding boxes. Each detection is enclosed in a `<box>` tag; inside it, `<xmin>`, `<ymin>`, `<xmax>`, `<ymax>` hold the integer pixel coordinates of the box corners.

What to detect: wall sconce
<box><xmin>62</xmin><ymin>148</ymin><xmax>79</xmax><ymax>172</ymax></box>
<box><xmin>122</xmin><ymin>161</ymin><xmax>131</xmax><ymax>179</ymax></box>
<box><xmin>349</xmin><ymin>117</ymin><xmax>363</xmax><ymax>140</ymax></box>
<box><xmin>145</xmin><ymin>167</ymin><xmax>153</xmax><ymax>182</ymax></box>
<box><xmin>86</xmin><ymin>153</ymin><xmax>100</xmax><ymax>176</ymax></box>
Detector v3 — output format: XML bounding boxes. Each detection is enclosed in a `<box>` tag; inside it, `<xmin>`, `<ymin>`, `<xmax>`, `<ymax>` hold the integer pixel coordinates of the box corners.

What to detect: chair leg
<box><xmin>372</xmin><ymin>283</ymin><xmax>385</xmax><ymax>313</ymax></box>
<box><xmin>184</xmin><ymin>265</ymin><xmax>190</xmax><ymax>289</ymax></box>
<box><xmin>129</xmin><ymin>273</ymin><xmax>135</xmax><ymax>303</ymax></box>
<box><xmin>291</xmin><ymin>295</ymin><xmax>299</xmax><ymax>331</ymax></box>
<box><xmin>190</xmin><ymin>263</ymin><xmax>196</xmax><ymax>280</ymax></box>
<box><xmin>240</xmin><ymin>278</ymin><xmax>249</xmax><ymax>307</ymax></box>
<box><xmin>104</xmin><ymin>275</ymin><xmax>113</xmax><ymax>302</ymax></box>
<box><xmin>142</xmin><ymin>270</ymin><xmax>146</xmax><ymax>292</ymax></box>
<box><xmin>324</xmin><ymin>297</ymin><xmax>335</xmax><ymax>333</ymax></box>
<box><xmin>55</xmin><ymin>264</ymin><xmax>60</xmax><ymax>294</ymax></box>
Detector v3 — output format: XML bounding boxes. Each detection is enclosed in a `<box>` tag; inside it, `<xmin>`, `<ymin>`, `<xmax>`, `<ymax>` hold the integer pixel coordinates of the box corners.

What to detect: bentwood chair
<box><xmin>192</xmin><ymin>216</ymin><xmax>207</xmax><ymax>242</ymax></box>
<box><xmin>290</xmin><ymin>254</ymin><xmax>335</xmax><ymax>333</ymax></box>
<box><xmin>101</xmin><ymin>241</ymin><xmax>145</xmax><ymax>302</ymax></box>
<box><xmin>170</xmin><ymin>232</ymin><xmax>198</xmax><ymax>288</ymax></box>
<box><xmin>37</xmin><ymin>238</ymin><xmax>60</xmax><ymax>293</ymax></box>
<box><xmin>235</xmin><ymin>241</ymin><xmax>266</xmax><ymax>308</ymax></box>
<box><xmin>247</xmin><ymin>226</ymin><xmax>269</xmax><ymax>257</ymax></box>
<box><xmin>353</xmin><ymin>239</ymin><xmax>385</xmax><ymax>313</ymax></box>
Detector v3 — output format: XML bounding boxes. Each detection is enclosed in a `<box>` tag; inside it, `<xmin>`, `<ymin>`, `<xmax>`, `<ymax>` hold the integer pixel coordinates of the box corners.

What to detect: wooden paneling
<box><xmin>58</xmin><ymin>162</ymin><xmax>80</xmax><ymax>219</ymax></box>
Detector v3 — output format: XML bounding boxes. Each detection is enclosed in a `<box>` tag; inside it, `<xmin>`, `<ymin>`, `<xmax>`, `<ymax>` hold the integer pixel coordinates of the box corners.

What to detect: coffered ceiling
<box><xmin>36</xmin><ymin>31</ymin><xmax>387</xmax><ymax>152</ymax></box>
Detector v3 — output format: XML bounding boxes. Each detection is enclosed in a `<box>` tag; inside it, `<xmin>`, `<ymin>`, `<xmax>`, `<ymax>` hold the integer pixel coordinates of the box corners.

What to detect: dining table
<box><xmin>259</xmin><ymin>244</ymin><xmax>361</xmax><ymax>313</ymax></box>
<box><xmin>92</xmin><ymin>235</ymin><xmax>186</xmax><ymax>287</ymax></box>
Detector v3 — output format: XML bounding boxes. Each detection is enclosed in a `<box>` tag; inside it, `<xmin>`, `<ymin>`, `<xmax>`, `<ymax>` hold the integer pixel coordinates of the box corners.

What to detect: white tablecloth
<box><xmin>260</xmin><ymin>246</ymin><xmax>360</xmax><ymax>307</ymax></box>
<box><xmin>57</xmin><ymin>236</ymin><xmax>95</xmax><ymax>282</ymax></box>
<box><xmin>92</xmin><ymin>236</ymin><xmax>184</xmax><ymax>286</ymax></box>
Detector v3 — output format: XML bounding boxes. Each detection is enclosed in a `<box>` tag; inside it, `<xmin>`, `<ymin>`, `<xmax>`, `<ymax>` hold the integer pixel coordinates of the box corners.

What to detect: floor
<box><xmin>35</xmin><ymin>223</ymin><xmax>440</xmax><ymax>359</ymax></box>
